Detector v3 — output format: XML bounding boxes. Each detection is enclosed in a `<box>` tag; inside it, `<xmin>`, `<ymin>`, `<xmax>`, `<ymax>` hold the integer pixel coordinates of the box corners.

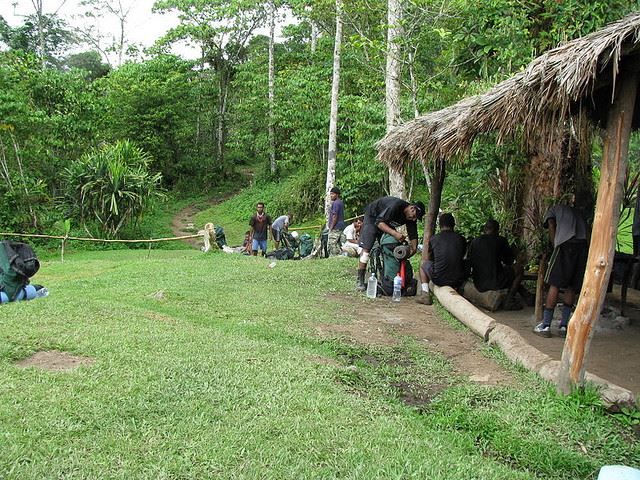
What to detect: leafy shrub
<box><xmin>63</xmin><ymin>140</ymin><xmax>164</xmax><ymax>238</ymax></box>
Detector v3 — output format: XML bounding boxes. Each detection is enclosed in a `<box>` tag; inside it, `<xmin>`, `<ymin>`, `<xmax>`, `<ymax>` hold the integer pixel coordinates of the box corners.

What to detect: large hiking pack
<box><xmin>369</xmin><ymin>233</ymin><xmax>417</xmax><ymax>296</ymax></box>
<box><xmin>0</xmin><ymin>241</ymin><xmax>40</xmax><ymax>301</ymax></box>
<box><xmin>299</xmin><ymin>233</ymin><xmax>314</xmax><ymax>258</ymax></box>
<box><xmin>214</xmin><ymin>226</ymin><xmax>226</xmax><ymax>248</ymax></box>
<box><xmin>266</xmin><ymin>231</ymin><xmax>299</xmax><ymax>260</ymax></box>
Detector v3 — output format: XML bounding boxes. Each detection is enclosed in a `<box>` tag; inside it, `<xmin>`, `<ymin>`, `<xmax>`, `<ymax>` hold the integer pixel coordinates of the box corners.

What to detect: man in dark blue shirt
<box><xmin>327</xmin><ymin>187</ymin><xmax>346</xmax><ymax>256</ymax></box>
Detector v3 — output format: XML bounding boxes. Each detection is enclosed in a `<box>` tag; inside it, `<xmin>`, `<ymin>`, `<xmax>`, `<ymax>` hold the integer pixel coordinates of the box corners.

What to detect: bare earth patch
<box><xmin>317</xmin><ymin>293</ymin><xmax>516</xmax><ymax>387</ymax></box>
<box><xmin>15</xmin><ymin>350</ymin><xmax>94</xmax><ymax>372</ymax></box>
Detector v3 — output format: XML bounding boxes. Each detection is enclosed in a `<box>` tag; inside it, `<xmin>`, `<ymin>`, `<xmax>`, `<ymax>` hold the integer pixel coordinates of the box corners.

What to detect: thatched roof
<box><xmin>378</xmin><ymin>11</ymin><xmax>640</xmax><ymax>170</ymax></box>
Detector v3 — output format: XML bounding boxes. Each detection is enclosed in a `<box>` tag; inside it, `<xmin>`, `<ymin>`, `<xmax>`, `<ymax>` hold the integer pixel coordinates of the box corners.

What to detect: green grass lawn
<box><xmin>1</xmin><ymin>250</ymin><xmax>638</xmax><ymax>479</ymax></box>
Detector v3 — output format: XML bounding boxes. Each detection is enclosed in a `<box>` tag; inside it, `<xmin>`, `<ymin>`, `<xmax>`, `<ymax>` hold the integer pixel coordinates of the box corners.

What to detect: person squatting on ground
<box><xmin>417</xmin><ymin>213</ymin><xmax>467</xmax><ymax>305</ymax></box>
<box><xmin>356</xmin><ymin>196</ymin><xmax>425</xmax><ymax>291</ymax></box>
<box><xmin>341</xmin><ymin>217</ymin><xmax>363</xmax><ymax>257</ymax></box>
<box><xmin>534</xmin><ymin>200</ymin><xmax>588</xmax><ymax>337</ymax></box>
<box><xmin>468</xmin><ymin>219</ymin><xmax>526</xmax><ymax>310</ymax></box>
<box><xmin>327</xmin><ymin>187</ymin><xmax>347</xmax><ymax>256</ymax></box>
<box><xmin>271</xmin><ymin>213</ymin><xmax>291</xmax><ymax>250</ymax></box>
<box><xmin>249</xmin><ymin>202</ymin><xmax>272</xmax><ymax>256</ymax></box>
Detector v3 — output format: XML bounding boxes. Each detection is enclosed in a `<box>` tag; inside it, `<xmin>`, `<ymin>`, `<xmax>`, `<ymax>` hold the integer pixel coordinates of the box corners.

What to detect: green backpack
<box><xmin>371</xmin><ymin>234</ymin><xmax>417</xmax><ymax>296</ymax></box>
<box><xmin>0</xmin><ymin>241</ymin><xmax>40</xmax><ymax>301</ymax></box>
<box><xmin>299</xmin><ymin>234</ymin><xmax>314</xmax><ymax>258</ymax></box>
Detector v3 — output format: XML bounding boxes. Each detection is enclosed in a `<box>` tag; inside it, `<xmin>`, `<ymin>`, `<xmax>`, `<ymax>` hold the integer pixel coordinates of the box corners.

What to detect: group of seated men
<box><xmin>416</xmin><ymin>213</ymin><xmax>525</xmax><ymax>309</ymax></box>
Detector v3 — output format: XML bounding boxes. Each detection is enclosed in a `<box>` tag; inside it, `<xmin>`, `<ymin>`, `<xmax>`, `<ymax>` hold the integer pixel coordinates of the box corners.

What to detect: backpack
<box><xmin>299</xmin><ymin>234</ymin><xmax>314</xmax><ymax>258</ymax></box>
<box><xmin>266</xmin><ymin>247</ymin><xmax>295</xmax><ymax>260</ymax></box>
<box><xmin>0</xmin><ymin>241</ymin><xmax>40</xmax><ymax>301</ymax></box>
<box><xmin>214</xmin><ymin>226</ymin><xmax>226</xmax><ymax>248</ymax></box>
<box><xmin>369</xmin><ymin>234</ymin><xmax>417</xmax><ymax>296</ymax></box>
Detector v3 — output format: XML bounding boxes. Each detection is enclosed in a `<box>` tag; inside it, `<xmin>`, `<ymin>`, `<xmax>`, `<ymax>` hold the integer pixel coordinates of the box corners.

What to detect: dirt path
<box><xmin>171</xmin><ymin>203</ymin><xmax>207</xmax><ymax>248</ymax></box>
<box><xmin>317</xmin><ymin>294</ymin><xmax>516</xmax><ymax>386</ymax></box>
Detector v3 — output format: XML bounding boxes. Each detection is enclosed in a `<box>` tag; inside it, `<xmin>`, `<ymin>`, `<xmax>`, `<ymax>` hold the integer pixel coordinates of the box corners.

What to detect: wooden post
<box><xmin>558</xmin><ymin>69</ymin><xmax>638</xmax><ymax>393</ymax></box>
<box><xmin>421</xmin><ymin>159</ymin><xmax>446</xmax><ymax>262</ymax></box>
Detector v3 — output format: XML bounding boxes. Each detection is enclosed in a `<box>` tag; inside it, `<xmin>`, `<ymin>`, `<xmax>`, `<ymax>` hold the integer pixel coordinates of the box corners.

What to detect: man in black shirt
<box><xmin>468</xmin><ymin>219</ymin><xmax>524</xmax><ymax>309</ymax></box>
<box><xmin>417</xmin><ymin>213</ymin><xmax>466</xmax><ymax>305</ymax></box>
<box><xmin>356</xmin><ymin>196</ymin><xmax>425</xmax><ymax>291</ymax></box>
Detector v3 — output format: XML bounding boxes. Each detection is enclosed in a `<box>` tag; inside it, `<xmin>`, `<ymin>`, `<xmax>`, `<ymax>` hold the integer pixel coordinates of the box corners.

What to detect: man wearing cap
<box><xmin>355</xmin><ymin>196</ymin><xmax>425</xmax><ymax>291</ymax></box>
<box><xmin>327</xmin><ymin>187</ymin><xmax>347</xmax><ymax>256</ymax></box>
<box><xmin>417</xmin><ymin>212</ymin><xmax>467</xmax><ymax>305</ymax></box>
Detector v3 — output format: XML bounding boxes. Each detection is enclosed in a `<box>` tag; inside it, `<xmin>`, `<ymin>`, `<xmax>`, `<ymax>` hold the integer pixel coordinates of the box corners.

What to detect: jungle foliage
<box><xmin>0</xmin><ymin>0</ymin><xmax>638</xmax><ymax>239</ymax></box>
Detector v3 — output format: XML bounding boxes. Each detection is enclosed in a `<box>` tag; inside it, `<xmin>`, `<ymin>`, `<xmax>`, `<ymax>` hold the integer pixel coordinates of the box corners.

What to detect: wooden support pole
<box><xmin>421</xmin><ymin>159</ymin><xmax>446</xmax><ymax>262</ymax></box>
<box><xmin>534</xmin><ymin>253</ymin><xmax>547</xmax><ymax>325</ymax></box>
<box><xmin>558</xmin><ymin>69</ymin><xmax>638</xmax><ymax>394</ymax></box>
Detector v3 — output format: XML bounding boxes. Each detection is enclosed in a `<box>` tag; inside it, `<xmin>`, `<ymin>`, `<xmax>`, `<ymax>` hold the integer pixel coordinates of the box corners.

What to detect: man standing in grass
<box><xmin>327</xmin><ymin>187</ymin><xmax>347</xmax><ymax>256</ymax></box>
<box><xmin>271</xmin><ymin>213</ymin><xmax>291</xmax><ymax>250</ymax></box>
<box><xmin>355</xmin><ymin>196</ymin><xmax>424</xmax><ymax>291</ymax></box>
<box><xmin>249</xmin><ymin>202</ymin><xmax>272</xmax><ymax>256</ymax></box>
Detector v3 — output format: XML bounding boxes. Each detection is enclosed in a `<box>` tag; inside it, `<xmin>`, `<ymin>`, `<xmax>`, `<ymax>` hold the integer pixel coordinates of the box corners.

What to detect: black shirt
<box><xmin>428</xmin><ymin>230</ymin><xmax>467</xmax><ymax>287</ymax></box>
<box><xmin>468</xmin><ymin>233</ymin><xmax>514</xmax><ymax>292</ymax></box>
<box><xmin>364</xmin><ymin>196</ymin><xmax>418</xmax><ymax>241</ymax></box>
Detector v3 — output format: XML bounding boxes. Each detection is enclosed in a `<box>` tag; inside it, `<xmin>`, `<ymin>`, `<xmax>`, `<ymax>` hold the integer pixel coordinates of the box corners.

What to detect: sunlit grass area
<box><xmin>0</xmin><ymin>250</ymin><xmax>638</xmax><ymax>479</ymax></box>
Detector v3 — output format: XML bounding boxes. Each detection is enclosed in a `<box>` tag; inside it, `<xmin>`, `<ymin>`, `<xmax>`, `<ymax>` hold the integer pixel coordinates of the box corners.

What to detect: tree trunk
<box><xmin>217</xmin><ymin>68</ymin><xmax>229</xmax><ymax>169</ymax></box>
<box><xmin>386</xmin><ymin>0</ymin><xmax>405</xmax><ymax>199</ymax></box>
<box><xmin>324</xmin><ymin>0</ymin><xmax>342</xmax><ymax>221</ymax></box>
<box><xmin>268</xmin><ymin>1</ymin><xmax>276</xmax><ymax>174</ymax></box>
<box><xmin>311</xmin><ymin>21</ymin><xmax>318</xmax><ymax>54</ymax></box>
<box><xmin>558</xmin><ymin>69</ymin><xmax>639</xmax><ymax>394</ymax></box>
<box><xmin>421</xmin><ymin>159</ymin><xmax>445</xmax><ymax>262</ymax></box>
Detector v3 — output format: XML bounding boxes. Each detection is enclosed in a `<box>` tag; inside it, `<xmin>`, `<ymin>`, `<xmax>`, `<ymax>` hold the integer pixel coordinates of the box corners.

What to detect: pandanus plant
<box><xmin>65</xmin><ymin>140</ymin><xmax>163</xmax><ymax>237</ymax></box>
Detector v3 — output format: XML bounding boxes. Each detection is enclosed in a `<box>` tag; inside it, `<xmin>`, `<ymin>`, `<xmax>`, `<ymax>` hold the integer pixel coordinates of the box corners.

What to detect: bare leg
<box><xmin>545</xmin><ymin>285</ymin><xmax>560</xmax><ymax>309</ymax></box>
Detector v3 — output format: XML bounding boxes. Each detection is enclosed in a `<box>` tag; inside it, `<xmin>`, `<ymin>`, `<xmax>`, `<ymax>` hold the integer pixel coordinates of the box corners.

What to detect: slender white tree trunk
<box><xmin>268</xmin><ymin>1</ymin><xmax>276</xmax><ymax>174</ymax></box>
<box><xmin>311</xmin><ymin>21</ymin><xmax>318</xmax><ymax>53</ymax></box>
<box><xmin>386</xmin><ymin>0</ymin><xmax>405</xmax><ymax>199</ymax></box>
<box><xmin>324</xmin><ymin>0</ymin><xmax>342</xmax><ymax>221</ymax></box>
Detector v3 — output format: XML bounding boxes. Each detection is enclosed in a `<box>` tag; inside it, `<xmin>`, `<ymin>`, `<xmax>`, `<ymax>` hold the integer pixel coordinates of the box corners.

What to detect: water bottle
<box><xmin>392</xmin><ymin>273</ymin><xmax>402</xmax><ymax>302</ymax></box>
<box><xmin>366</xmin><ymin>272</ymin><xmax>377</xmax><ymax>298</ymax></box>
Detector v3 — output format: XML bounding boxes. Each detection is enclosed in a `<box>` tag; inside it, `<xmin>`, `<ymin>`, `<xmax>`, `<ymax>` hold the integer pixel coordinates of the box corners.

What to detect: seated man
<box><xmin>417</xmin><ymin>213</ymin><xmax>467</xmax><ymax>305</ymax></box>
<box><xmin>356</xmin><ymin>197</ymin><xmax>425</xmax><ymax>291</ymax></box>
<box><xmin>468</xmin><ymin>219</ymin><xmax>524</xmax><ymax>309</ymax></box>
<box><xmin>341</xmin><ymin>217</ymin><xmax>363</xmax><ymax>257</ymax></box>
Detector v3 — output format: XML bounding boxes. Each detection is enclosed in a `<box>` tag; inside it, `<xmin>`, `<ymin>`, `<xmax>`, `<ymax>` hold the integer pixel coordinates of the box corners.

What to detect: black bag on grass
<box><xmin>0</xmin><ymin>241</ymin><xmax>40</xmax><ymax>301</ymax></box>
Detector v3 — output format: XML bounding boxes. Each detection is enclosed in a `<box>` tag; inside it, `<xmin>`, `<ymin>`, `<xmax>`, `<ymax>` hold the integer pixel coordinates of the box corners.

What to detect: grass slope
<box><xmin>0</xmin><ymin>250</ymin><xmax>638</xmax><ymax>479</ymax></box>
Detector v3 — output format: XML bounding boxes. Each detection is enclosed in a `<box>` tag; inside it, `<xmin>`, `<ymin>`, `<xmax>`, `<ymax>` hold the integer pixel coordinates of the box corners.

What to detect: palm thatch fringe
<box><xmin>377</xmin><ymin>11</ymin><xmax>640</xmax><ymax>171</ymax></box>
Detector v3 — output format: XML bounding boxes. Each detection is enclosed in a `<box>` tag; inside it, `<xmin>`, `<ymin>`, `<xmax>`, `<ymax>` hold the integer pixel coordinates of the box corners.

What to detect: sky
<box><xmin>2</xmin><ymin>0</ymin><xmax>201</xmax><ymax>62</ymax></box>
<box><xmin>2</xmin><ymin>1</ymin><xmax>296</xmax><ymax>64</ymax></box>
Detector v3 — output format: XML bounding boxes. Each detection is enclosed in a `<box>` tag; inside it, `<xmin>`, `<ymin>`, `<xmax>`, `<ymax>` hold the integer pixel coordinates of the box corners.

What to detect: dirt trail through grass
<box><xmin>317</xmin><ymin>294</ymin><xmax>516</xmax><ymax>387</ymax></box>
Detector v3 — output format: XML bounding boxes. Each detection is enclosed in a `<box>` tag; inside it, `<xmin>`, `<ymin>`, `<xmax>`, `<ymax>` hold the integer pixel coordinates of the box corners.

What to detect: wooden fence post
<box><xmin>558</xmin><ymin>68</ymin><xmax>639</xmax><ymax>393</ymax></box>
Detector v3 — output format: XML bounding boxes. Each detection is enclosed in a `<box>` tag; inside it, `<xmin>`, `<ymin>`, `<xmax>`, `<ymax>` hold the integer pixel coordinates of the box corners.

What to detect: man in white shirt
<box><xmin>341</xmin><ymin>218</ymin><xmax>363</xmax><ymax>257</ymax></box>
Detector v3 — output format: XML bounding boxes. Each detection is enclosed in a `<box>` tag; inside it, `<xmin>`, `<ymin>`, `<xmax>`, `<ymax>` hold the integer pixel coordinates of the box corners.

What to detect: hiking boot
<box><xmin>416</xmin><ymin>291</ymin><xmax>433</xmax><ymax>305</ymax></box>
<box><xmin>534</xmin><ymin>323</ymin><xmax>551</xmax><ymax>338</ymax></box>
<box><xmin>558</xmin><ymin>325</ymin><xmax>567</xmax><ymax>337</ymax></box>
<box><xmin>356</xmin><ymin>269</ymin><xmax>366</xmax><ymax>292</ymax></box>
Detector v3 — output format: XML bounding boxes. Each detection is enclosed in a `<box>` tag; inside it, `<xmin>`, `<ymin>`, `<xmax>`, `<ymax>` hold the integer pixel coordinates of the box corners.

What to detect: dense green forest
<box><xmin>1</xmin><ymin>0</ymin><xmax>639</xmax><ymax>242</ymax></box>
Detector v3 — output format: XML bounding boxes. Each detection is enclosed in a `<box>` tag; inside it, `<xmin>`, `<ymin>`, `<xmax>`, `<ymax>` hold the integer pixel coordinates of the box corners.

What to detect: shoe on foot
<box><xmin>558</xmin><ymin>325</ymin><xmax>567</xmax><ymax>337</ymax></box>
<box><xmin>416</xmin><ymin>291</ymin><xmax>433</xmax><ymax>305</ymax></box>
<box><xmin>534</xmin><ymin>323</ymin><xmax>551</xmax><ymax>337</ymax></box>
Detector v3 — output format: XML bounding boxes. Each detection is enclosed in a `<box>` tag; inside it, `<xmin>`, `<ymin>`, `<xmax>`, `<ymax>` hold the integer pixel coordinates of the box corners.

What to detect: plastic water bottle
<box><xmin>366</xmin><ymin>273</ymin><xmax>377</xmax><ymax>298</ymax></box>
<box><xmin>392</xmin><ymin>273</ymin><xmax>402</xmax><ymax>302</ymax></box>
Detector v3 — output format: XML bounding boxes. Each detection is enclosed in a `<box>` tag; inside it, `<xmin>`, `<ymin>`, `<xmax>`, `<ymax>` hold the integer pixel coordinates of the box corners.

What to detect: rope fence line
<box><xmin>1</xmin><ymin>216</ymin><xmax>364</xmax><ymax>260</ymax></box>
<box><xmin>0</xmin><ymin>232</ymin><xmax>202</xmax><ymax>243</ymax></box>
<box><xmin>289</xmin><ymin>215</ymin><xmax>362</xmax><ymax>233</ymax></box>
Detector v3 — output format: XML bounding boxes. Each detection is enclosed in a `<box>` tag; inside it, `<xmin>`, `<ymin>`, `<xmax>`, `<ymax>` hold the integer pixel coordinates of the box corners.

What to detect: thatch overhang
<box><xmin>377</xmin><ymin>11</ymin><xmax>640</xmax><ymax>171</ymax></box>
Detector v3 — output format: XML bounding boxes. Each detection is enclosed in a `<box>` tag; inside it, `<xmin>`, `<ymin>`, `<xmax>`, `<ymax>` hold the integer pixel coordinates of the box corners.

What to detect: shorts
<box><xmin>252</xmin><ymin>239</ymin><xmax>267</xmax><ymax>253</ymax></box>
<box><xmin>545</xmin><ymin>240</ymin><xmax>588</xmax><ymax>290</ymax></box>
<box><xmin>359</xmin><ymin>217</ymin><xmax>381</xmax><ymax>251</ymax></box>
<box><xmin>272</xmin><ymin>228</ymin><xmax>282</xmax><ymax>242</ymax></box>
